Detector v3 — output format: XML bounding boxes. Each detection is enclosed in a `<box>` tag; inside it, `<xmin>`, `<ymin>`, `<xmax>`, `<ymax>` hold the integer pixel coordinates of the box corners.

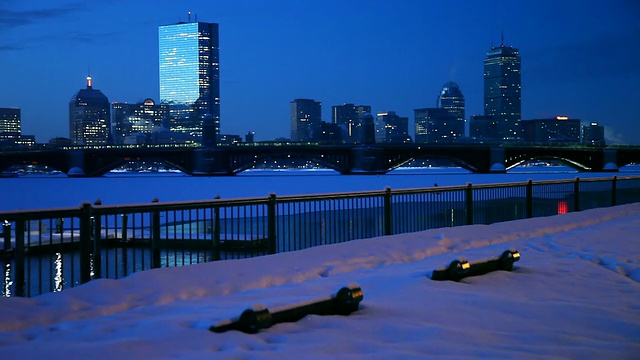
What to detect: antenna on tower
<box><xmin>86</xmin><ymin>67</ymin><xmax>93</xmax><ymax>88</ymax></box>
<box><xmin>188</xmin><ymin>11</ymin><xmax>191</xmax><ymax>22</ymax></box>
<box><xmin>501</xmin><ymin>27</ymin><xmax>504</xmax><ymax>47</ymax></box>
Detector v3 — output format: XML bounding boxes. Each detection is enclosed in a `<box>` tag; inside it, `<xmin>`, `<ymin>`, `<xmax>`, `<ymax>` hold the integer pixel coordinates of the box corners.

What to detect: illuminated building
<box><xmin>0</xmin><ymin>107</ymin><xmax>21</xmax><ymax>140</ymax></box>
<box><xmin>312</xmin><ymin>121</ymin><xmax>342</xmax><ymax>143</ymax></box>
<box><xmin>332</xmin><ymin>103</ymin><xmax>371</xmax><ymax>143</ymax></box>
<box><xmin>437</xmin><ymin>82</ymin><xmax>465</xmax><ymax>122</ymax></box>
<box><xmin>290</xmin><ymin>99</ymin><xmax>321</xmax><ymax>142</ymax></box>
<box><xmin>469</xmin><ymin>115</ymin><xmax>499</xmax><ymax>141</ymax></box>
<box><xmin>521</xmin><ymin>116</ymin><xmax>581</xmax><ymax>143</ymax></box>
<box><xmin>414</xmin><ymin>108</ymin><xmax>463</xmax><ymax>143</ymax></box>
<box><xmin>582</xmin><ymin>122</ymin><xmax>606</xmax><ymax>146</ymax></box>
<box><xmin>484</xmin><ymin>41</ymin><xmax>521</xmax><ymax>140</ymax></box>
<box><xmin>69</xmin><ymin>76</ymin><xmax>111</xmax><ymax>145</ymax></box>
<box><xmin>218</xmin><ymin>134</ymin><xmax>242</xmax><ymax>145</ymax></box>
<box><xmin>159</xmin><ymin>20</ymin><xmax>220</xmax><ymax>144</ymax></box>
<box><xmin>112</xmin><ymin>99</ymin><xmax>170</xmax><ymax>144</ymax></box>
<box><xmin>376</xmin><ymin>111</ymin><xmax>411</xmax><ymax>144</ymax></box>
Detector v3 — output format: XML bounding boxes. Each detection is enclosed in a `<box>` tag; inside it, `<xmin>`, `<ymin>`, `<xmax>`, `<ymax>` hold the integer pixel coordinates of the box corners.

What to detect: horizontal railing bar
<box><xmin>1</xmin><ymin>176</ymin><xmax>637</xmax><ymax>219</ymax></box>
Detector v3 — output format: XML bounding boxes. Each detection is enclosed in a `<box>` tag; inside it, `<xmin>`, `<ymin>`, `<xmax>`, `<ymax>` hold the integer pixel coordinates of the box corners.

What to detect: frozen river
<box><xmin>2</xmin><ymin>166</ymin><xmax>639</xmax><ymax>211</ymax></box>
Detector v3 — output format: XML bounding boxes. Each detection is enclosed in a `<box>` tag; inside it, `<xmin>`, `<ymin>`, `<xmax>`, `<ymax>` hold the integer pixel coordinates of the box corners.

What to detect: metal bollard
<box><xmin>210</xmin><ymin>283</ymin><xmax>364</xmax><ymax>334</ymax></box>
<box><xmin>430</xmin><ymin>249</ymin><xmax>520</xmax><ymax>281</ymax></box>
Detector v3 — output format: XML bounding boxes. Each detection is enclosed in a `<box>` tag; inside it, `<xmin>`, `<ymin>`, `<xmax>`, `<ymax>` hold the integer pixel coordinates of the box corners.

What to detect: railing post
<box><xmin>612</xmin><ymin>176</ymin><xmax>617</xmax><ymax>206</ymax></box>
<box><xmin>121</xmin><ymin>214</ymin><xmax>129</xmax><ymax>243</ymax></box>
<box><xmin>92</xmin><ymin>199</ymin><xmax>102</xmax><ymax>279</ymax></box>
<box><xmin>465</xmin><ymin>183</ymin><xmax>474</xmax><ymax>225</ymax></box>
<box><xmin>2</xmin><ymin>221</ymin><xmax>10</xmax><ymax>252</ymax></box>
<box><xmin>121</xmin><ymin>214</ymin><xmax>129</xmax><ymax>276</ymax></box>
<box><xmin>526</xmin><ymin>179</ymin><xmax>533</xmax><ymax>218</ymax></box>
<box><xmin>574</xmin><ymin>177</ymin><xmax>580</xmax><ymax>212</ymax></box>
<box><xmin>213</xmin><ymin>195</ymin><xmax>221</xmax><ymax>261</ymax></box>
<box><xmin>79</xmin><ymin>202</ymin><xmax>93</xmax><ymax>284</ymax></box>
<box><xmin>267</xmin><ymin>193</ymin><xmax>277</xmax><ymax>255</ymax></box>
<box><xmin>151</xmin><ymin>200</ymin><xmax>161</xmax><ymax>269</ymax></box>
<box><xmin>384</xmin><ymin>187</ymin><xmax>392</xmax><ymax>236</ymax></box>
<box><xmin>14</xmin><ymin>219</ymin><xmax>25</xmax><ymax>297</ymax></box>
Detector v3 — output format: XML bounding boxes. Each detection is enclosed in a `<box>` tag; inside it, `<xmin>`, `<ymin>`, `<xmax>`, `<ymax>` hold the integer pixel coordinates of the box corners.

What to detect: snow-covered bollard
<box><xmin>430</xmin><ymin>249</ymin><xmax>520</xmax><ymax>281</ymax></box>
<box><xmin>210</xmin><ymin>283</ymin><xmax>364</xmax><ymax>334</ymax></box>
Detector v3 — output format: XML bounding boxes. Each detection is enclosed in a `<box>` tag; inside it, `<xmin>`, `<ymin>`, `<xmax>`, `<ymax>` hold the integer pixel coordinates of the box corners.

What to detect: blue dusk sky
<box><xmin>1</xmin><ymin>0</ymin><xmax>639</xmax><ymax>144</ymax></box>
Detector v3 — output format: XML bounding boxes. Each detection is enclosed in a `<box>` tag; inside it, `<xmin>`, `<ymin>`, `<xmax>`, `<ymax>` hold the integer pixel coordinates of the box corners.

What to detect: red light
<box><xmin>558</xmin><ymin>201</ymin><xmax>568</xmax><ymax>214</ymax></box>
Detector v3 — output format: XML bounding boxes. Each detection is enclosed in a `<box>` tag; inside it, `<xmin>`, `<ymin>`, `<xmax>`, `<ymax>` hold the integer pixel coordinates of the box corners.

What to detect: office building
<box><xmin>69</xmin><ymin>76</ymin><xmax>111</xmax><ymax>145</ymax></box>
<box><xmin>437</xmin><ymin>82</ymin><xmax>465</xmax><ymax>122</ymax></box>
<box><xmin>112</xmin><ymin>99</ymin><xmax>170</xmax><ymax>144</ymax></box>
<box><xmin>332</xmin><ymin>103</ymin><xmax>371</xmax><ymax>143</ymax></box>
<box><xmin>376</xmin><ymin>111</ymin><xmax>410</xmax><ymax>143</ymax></box>
<box><xmin>290</xmin><ymin>99</ymin><xmax>321</xmax><ymax>142</ymax></box>
<box><xmin>469</xmin><ymin>115</ymin><xmax>499</xmax><ymax>141</ymax></box>
<box><xmin>159</xmin><ymin>20</ymin><xmax>220</xmax><ymax>144</ymax></box>
<box><xmin>361</xmin><ymin>113</ymin><xmax>376</xmax><ymax>144</ymax></box>
<box><xmin>582</xmin><ymin>122</ymin><xmax>606</xmax><ymax>146</ymax></box>
<box><xmin>484</xmin><ymin>41</ymin><xmax>521</xmax><ymax>140</ymax></box>
<box><xmin>218</xmin><ymin>134</ymin><xmax>242</xmax><ymax>145</ymax></box>
<box><xmin>0</xmin><ymin>107</ymin><xmax>21</xmax><ymax>140</ymax></box>
<box><xmin>414</xmin><ymin>108</ymin><xmax>463</xmax><ymax>143</ymax></box>
<box><xmin>521</xmin><ymin>116</ymin><xmax>581</xmax><ymax>143</ymax></box>
<box><xmin>245</xmin><ymin>131</ymin><xmax>255</xmax><ymax>143</ymax></box>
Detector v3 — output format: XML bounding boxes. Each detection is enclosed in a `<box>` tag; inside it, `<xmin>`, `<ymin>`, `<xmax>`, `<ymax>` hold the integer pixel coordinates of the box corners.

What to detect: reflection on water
<box><xmin>3</xmin><ymin>262</ymin><xmax>12</xmax><ymax>297</ymax></box>
<box><xmin>54</xmin><ymin>252</ymin><xmax>63</xmax><ymax>292</ymax></box>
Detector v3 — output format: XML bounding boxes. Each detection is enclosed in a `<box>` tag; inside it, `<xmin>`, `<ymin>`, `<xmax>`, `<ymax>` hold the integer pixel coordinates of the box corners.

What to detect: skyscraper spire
<box><xmin>501</xmin><ymin>28</ymin><xmax>504</xmax><ymax>47</ymax></box>
<box><xmin>87</xmin><ymin>67</ymin><xmax>92</xmax><ymax>88</ymax></box>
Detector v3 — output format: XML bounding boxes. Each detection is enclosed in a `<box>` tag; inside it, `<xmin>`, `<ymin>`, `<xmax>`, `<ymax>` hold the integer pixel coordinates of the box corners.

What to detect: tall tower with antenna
<box><xmin>483</xmin><ymin>34</ymin><xmax>521</xmax><ymax>141</ymax></box>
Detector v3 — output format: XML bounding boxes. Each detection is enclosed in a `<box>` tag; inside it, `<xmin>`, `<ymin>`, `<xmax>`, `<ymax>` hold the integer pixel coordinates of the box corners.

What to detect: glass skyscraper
<box><xmin>484</xmin><ymin>43</ymin><xmax>521</xmax><ymax>140</ymax></box>
<box><xmin>159</xmin><ymin>21</ymin><xmax>220</xmax><ymax>144</ymax></box>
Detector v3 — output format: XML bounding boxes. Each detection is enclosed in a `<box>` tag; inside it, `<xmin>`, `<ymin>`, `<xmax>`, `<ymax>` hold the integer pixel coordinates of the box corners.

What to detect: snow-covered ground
<box><xmin>1</xmin><ymin>203</ymin><xmax>639</xmax><ymax>359</ymax></box>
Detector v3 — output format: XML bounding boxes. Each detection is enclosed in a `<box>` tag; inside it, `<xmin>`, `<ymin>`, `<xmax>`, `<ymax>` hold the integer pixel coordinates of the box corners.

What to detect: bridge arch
<box><xmin>231</xmin><ymin>151</ymin><xmax>345</xmax><ymax>173</ymax></box>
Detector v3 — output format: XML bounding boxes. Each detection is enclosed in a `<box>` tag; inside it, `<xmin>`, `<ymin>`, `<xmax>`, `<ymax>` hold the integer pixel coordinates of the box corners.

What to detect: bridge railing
<box><xmin>2</xmin><ymin>175</ymin><xmax>640</xmax><ymax>297</ymax></box>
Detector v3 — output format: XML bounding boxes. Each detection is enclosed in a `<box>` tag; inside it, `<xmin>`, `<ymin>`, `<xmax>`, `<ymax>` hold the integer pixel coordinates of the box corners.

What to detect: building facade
<box><xmin>437</xmin><ymin>82</ymin><xmax>465</xmax><ymax>122</ymax></box>
<box><xmin>0</xmin><ymin>107</ymin><xmax>21</xmax><ymax>141</ymax></box>
<box><xmin>290</xmin><ymin>99</ymin><xmax>321</xmax><ymax>142</ymax></box>
<box><xmin>159</xmin><ymin>21</ymin><xmax>220</xmax><ymax>144</ymax></box>
<box><xmin>332</xmin><ymin>103</ymin><xmax>371</xmax><ymax>143</ymax></box>
<box><xmin>469</xmin><ymin>115</ymin><xmax>499</xmax><ymax>141</ymax></box>
<box><xmin>69</xmin><ymin>76</ymin><xmax>111</xmax><ymax>145</ymax></box>
<box><xmin>112</xmin><ymin>99</ymin><xmax>170</xmax><ymax>144</ymax></box>
<box><xmin>484</xmin><ymin>43</ymin><xmax>521</xmax><ymax>140</ymax></box>
<box><xmin>414</xmin><ymin>108</ymin><xmax>463</xmax><ymax>143</ymax></box>
<box><xmin>375</xmin><ymin>111</ymin><xmax>410</xmax><ymax>144</ymax></box>
<box><xmin>521</xmin><ymin>116</ymin><xmax>581</xmax><ymax>143</ymax></box>
<box><xmin>582</xmin><ymin>122</ymin><xmax>606</xmax><ymax>146</ymax></box>
<box><xmin>361</xmin><ymin>113</ymin><xmax>376</xmax><ymax>145</ymax></box>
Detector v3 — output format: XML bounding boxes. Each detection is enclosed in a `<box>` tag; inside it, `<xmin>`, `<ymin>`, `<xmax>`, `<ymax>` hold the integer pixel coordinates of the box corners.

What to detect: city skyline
<box><xmin>1</xmin><ymin>1</ymin><xmax>639</xmax><ymax>144</ymax></box>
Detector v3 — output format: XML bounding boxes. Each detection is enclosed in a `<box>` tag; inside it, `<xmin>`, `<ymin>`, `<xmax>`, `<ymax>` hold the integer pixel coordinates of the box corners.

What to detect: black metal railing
<box><xmin>2</xmin><ymin>176</ymin><xmax>640</xmax><ymax>297</ymax></box>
